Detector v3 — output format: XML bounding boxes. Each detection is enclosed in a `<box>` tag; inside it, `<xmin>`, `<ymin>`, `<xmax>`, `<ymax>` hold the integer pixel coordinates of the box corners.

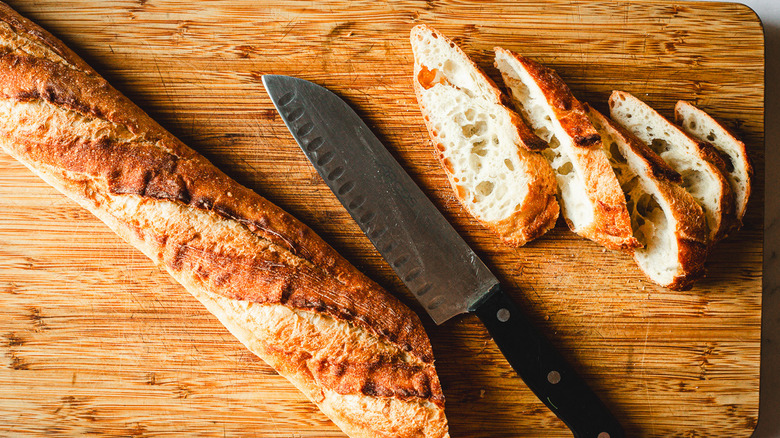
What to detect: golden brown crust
<box><xmin>0</xmin><ymin>2</ymin><xmax>93</xmax><ymax>73</ymax></box>
<box><xmin>586</xmin><ymin>106</ymin><xmax>707</xmax><ymax>290</ymax></box>
<box><xmin>490</xmin><ymin>169</ymin><xmax>560</xmax><ymax>246</ymax></box>
<box><xmin>411</xmin><ymin>25</ymin><xmax>558</xmax><ymax>247</ymax></box>
<box><xmin>0</xmin><ymin>4</ymin><xmax>447</xmax><ymax>436</ymax></box>
<box><xmin>693</xmin><ymin>139</ymin><xmax>737</xmax><ymax>242</ymax></box>
<box><xmin>510</xmin><ymin>55</ymin><xmax>601</xmax><ymax>148</ymax></box>
<box><xmin>495</xmin><ymin>48</ymin><xmax>638</xmax><ymax>251</ymax></box>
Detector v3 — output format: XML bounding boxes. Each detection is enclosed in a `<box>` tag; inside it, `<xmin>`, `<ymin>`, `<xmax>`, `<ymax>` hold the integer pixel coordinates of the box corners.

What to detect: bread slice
<box><xmin>410</xmin><ymin>24</ymin><xmax>559</xmax><ymax>247</ymax></box>
<box><xmin>0</xmin><ymin>4</ymin><xmax>448</xmax><ymax>437</ymax></box>
<box><xmin>493</xmin><ymin>48</ymin><xmax>638</xmax><ymax>251</ymax></box>
<box><xmin>675</xmin><ymin>100</ymin><xmax>752</xmax><ymax>227</ymax></box>
<box><xmin>587</xmin><ymin>106</ymin><xmax>708</xmax><ymax>290</ymax></box>
<box><xmin>609</xmin><ymin>91</ymin><xmax>736</xmax><ymax>243</ymax></box>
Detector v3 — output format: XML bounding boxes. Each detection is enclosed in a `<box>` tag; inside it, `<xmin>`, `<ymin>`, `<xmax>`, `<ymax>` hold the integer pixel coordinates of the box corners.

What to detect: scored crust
<box><xmin>587</xmin><ymin>105</ymin><xmax>707</xmax><ymax>290</ymax></box>
<box><xmin>410</xmin><ymin>24</ymin><xmax>559</xmax><ymax>247</ymax></box>
<box><xmin>494</xmin><ymin>48</ymin><xmax>638</xmax><ymax>251</ymax></box>
<box><xmin>0</xmin><ymin>3</ymin><xmax>448</xmax><ymax>437</ymax></box>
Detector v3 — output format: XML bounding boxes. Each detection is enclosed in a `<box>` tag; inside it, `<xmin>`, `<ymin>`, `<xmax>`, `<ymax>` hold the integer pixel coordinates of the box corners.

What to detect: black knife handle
<box><xmin>472</xmin><ymin>284</ymin><xmax>625</xmax><ymax>438</ymax></box>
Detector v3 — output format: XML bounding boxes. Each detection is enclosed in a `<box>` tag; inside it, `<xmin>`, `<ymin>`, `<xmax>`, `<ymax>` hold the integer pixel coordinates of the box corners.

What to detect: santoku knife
<box><xmin>263</xmin><ymin>74</ymin><xmax>624</xmax><ymax>438</ymax></box>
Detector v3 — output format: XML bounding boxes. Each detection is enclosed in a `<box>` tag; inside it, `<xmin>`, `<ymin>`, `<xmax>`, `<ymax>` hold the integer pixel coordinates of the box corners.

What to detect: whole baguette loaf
<box><xmin>0</xmin><ymin>3</ymin><xmax>448</xmax><ymax>437</ymax></box>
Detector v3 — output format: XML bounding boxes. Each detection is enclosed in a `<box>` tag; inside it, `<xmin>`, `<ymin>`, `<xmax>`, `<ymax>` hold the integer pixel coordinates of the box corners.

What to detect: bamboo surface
<box><xmin>0</xmin><ymin>1</ymin><xmax>764</xmax><ymax>437</ymax></box>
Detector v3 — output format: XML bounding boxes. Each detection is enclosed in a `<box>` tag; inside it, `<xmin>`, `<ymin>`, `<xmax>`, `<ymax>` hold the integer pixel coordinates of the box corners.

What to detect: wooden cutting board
<box><xmin>0</xmin><ymin>1</ymin><xmax>763</xmax><ymax>436</ymax></box>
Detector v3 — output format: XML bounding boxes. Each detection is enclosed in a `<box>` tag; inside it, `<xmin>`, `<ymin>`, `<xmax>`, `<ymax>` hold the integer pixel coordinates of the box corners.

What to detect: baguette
<box><xmin>609</xmin><ymin>91</ymin><xmax>736</xmax><ymax>243</ymax></box>
<box><xmin>0</xmin><ymin>3</ymin><xmax>448</xmax><ymax>437</ymax></box>
<box><xmin>494</xmin><ymin>49</ymin><xmax>638</xmax><ymax>251</ymax></box>
<box><xmin>675</xmin><ymin>100</ymin><xmax>752</xmax><ymax>227</ymax></box>
<box><xmin>410</xmin><ymin>24</ymin><xmax>559</xmax><ymax>247</ymax></box>
<box><xmin>586</xmin><ymin>106</ymin><xmax>708</xmax><ymax>290</ymax></box>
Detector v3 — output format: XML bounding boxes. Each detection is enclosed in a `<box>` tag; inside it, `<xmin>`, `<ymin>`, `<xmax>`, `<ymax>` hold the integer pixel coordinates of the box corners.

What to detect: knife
<box><xmin>263</xmin><ymin>75</ymin><xmax>624</xmax><ymax>438</ymax></box>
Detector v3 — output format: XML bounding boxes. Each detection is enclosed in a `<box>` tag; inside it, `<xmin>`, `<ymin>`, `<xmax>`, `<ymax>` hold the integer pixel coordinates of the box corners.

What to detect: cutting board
<box><xmin>0</xmin><ymin>1</ymin><xmax>763</xmax><ymax>436</ymax></box>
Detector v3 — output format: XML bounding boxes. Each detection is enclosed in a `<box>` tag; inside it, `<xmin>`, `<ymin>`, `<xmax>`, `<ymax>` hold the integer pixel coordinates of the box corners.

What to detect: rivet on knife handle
<box><xmin>472</xmin><ymin>285</ymin><xmax>625</xmax><ymax>438</ymax></box>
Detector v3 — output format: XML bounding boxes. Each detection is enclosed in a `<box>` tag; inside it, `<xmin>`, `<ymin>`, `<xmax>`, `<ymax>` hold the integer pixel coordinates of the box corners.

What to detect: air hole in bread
<box><xmin>609</xmin><ymin>142</ymin><xmax>627</xmax><ymax>164</ymax></box>
<box><xmin>557</xmin><ymin>161</ymin><xmax>573</xmax><ymax>175</ymax></box>
<box><xmin>680</xmin><ymin>169</ymin><xmax>703</xmax><ymax>192</ymax></box>
<box><xmin>634</xmin><ymin>227</ymin><xmax>646</xmax><ymax>244</ymax></box>
<box><xmin>443</xmin><ymin>59</ymin><xmax>458</xmax><ymax>76</ymax></box>
<box><xmin>636</xmin><ymin>193</ymin><xmax>654</xmax><ymax>217</ymax></box>
<box><xmin>462</xmin><ymin>120</ymin><xmax>487</xmax><ymax>137</ymax></box>
<box><xmin>707</xmin><ymin>131</ymin><xmax>716</xmax><ymax>142</ymax></box>
<box><xmin>623</xmin><ymin>176</ymin><xmax>639</xmax><ymax>193</ymax></box>
<box><xmin>650</xmin><ymin>138</ymin><xmax>671</xmax><ymax>154</ymax></box>
<box><xmin>504</xmin><ymin>159</ymin><xmax>514</xmax><ymax>171</ymax></box>
<box><xmin>417</xmin><ymin>66</ymin><xmax>447</xmax><ymax>90</ymax></box>
<box><xmin>723</xmin><ymin>155</ymin><xmax>735</xmax><ymax>173</ymax></box>
<box><xmin>471</xmin><ymin>139</ymin><xmax>488</xmax><ymax>156</ymax></box>
<box><xmin>689</xmin><ymin>121</ymin><xmax>697</xmax><ymax>129</ymax></box>
<box><xmin>442</xmin><ymin>158</ymin><xmax>454</xmax><ymax>172</ymax></box>
<box><xmin>468</xmin><ymin>154</ymin><xmax>482</xmax><ymax>171</ymax></box>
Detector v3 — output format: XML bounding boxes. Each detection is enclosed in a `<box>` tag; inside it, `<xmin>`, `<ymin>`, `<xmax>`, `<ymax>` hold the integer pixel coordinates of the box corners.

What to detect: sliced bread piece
<box><xmin>410</xmin><ymin>24</ymin><xmax>559</xmax><ymax>246</ymax></box>
<box><xmin>494</xmin><ymin>48</ymin><xmax>639</xmax><ymax>251</ymax></box>
<box><xmin>609</xmin><ymin>91</ymin><xmax>736</xmax><ymax>243</ymax></box>
<box><xmin>675</xmin><ymin>100</ymin><xmax>752</xmax><ymax>227</ymax></box>
<box><xmin>586</xmin><ymin>106</ymin><xmax>708</xmax><ymax>290</ymax></box>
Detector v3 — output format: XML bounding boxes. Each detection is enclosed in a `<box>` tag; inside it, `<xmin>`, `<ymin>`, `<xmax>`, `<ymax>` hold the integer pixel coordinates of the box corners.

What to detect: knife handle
<box><xmin>472</xmin><ymin>285</ymin><xmax>625</xmax><ymax>438</ymax></box>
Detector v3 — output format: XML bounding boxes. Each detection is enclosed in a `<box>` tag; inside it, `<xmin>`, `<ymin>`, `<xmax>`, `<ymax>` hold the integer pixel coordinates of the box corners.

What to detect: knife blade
<box><xmin>263</xmin><ymin>74</ymin><xmax>624</xmax><ymax>438</ymax></box>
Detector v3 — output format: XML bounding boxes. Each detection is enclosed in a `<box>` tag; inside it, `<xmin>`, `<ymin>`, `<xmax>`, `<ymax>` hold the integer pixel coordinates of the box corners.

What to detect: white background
<box><xmin>699</xmin><ymin>1</ymin><xmax>779</xmax><ymax>437</ymax></box>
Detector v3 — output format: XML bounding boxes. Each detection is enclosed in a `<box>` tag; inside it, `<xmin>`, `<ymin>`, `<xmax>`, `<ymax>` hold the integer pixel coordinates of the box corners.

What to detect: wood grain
<box><xmin>0</xmin><ymin>1</ymin><xmax>763</xmax><ymax>436</ymax></box>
